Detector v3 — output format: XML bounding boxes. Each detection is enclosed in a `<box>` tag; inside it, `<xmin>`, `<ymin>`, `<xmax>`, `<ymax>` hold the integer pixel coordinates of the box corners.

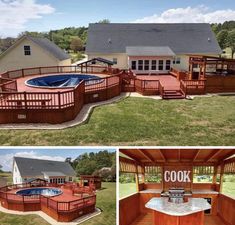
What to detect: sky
<box><xmin>0</xmin><ymin>148</ymin><xmax>116</xmax><ymax>171</ymax></box>
<box><xmin>0</xmin><ymin>0</ymin><xmax>235</xmax><ymax>37</ymax></box>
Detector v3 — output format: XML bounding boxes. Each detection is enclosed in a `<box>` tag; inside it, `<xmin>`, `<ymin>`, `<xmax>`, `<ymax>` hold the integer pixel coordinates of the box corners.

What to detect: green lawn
<box><xmin>0</xmin><ymin>96</ymin><xmax>235</xmax><ymax>146</ymax></box>
<box><xmin>82</xmin><ymin>182</ymin><xmax>116</xmax><ymax>225</ymax></box>
<box><xmin>0</xmin><ymin>182</ymin><xmax>116</xmax><ymax>225</ymax></box>
<box><xmin>119</xmin><ymin>183</ymin><xmax>137</xmax><ymax>199</ymax></box>
<box><xmin>0</xmin><ymin>213</ymin><xmax>50</xmax><ymax>225</ymax></box>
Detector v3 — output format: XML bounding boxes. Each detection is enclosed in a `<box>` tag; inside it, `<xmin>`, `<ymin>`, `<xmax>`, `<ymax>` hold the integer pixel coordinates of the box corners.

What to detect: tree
<box><xmin>98</xmin><ymin>19</ymin><xmax>110</xmax><ymax>24</ymax></box>
<box><xmin>227</xmin><ymin>29</ymin><xmax>235</xmax><ymax>59</ymax></box>
<box><xmin>70</xmin><ymin>37</ymin><xmax>83</xmax><ymax>52</ymax></box>
<box><xmin>216</xmin><ymin>30</ymin><xmax>228</xmax><ymax>50</ymax></box>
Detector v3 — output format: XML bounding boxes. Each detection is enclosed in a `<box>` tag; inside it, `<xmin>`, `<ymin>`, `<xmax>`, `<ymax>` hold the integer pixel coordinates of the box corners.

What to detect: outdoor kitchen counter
<box><xmin>146</xmin><ymin>197</ymin><xmax>211</xmax><ymax>225</ymax></box>
<box><xmin>145</xmin><ymin>197</ymin><xmax>211</xmax><ymax>216</ymax></box>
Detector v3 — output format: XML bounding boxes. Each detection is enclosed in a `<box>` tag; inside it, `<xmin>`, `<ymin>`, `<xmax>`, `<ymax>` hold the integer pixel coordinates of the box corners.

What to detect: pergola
<box><xmin>120</xmin><ymin>149</ymin><xmax>235</xmax><ymax>191</ymax></box>
<box><xmin>119</xmin><ymin>149</ymin><xmax>235</xmax><ymax>225</ymax></box>
<box><xmin>80</xmin><ymin>175</ymin><xmax>102</xmax><ymax>190</ymax></box>
<box><xmin>188</xmin><ymin>55</ymin><xmax>235</xmax><ymax>79</ymax></box>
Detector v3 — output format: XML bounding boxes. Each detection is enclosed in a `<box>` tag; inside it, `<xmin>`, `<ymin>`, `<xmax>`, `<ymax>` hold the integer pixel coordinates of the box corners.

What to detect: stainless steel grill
<box><xmin>168</xmin><ymin>188</ymin><xmax>185</xmax><ymax>203</ymax></box>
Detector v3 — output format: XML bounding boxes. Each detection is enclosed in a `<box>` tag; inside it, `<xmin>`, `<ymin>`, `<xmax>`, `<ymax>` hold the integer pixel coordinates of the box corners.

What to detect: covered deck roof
<box><xmin>120</xmin><ymin>149</ymin><xmax>235</xmax><ymax>165</ymax></box>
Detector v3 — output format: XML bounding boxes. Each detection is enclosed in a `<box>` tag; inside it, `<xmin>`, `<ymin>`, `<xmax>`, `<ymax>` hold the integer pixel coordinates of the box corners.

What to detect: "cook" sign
<box><xmin>164</xmin><ymin>170</ymin><xmax>191</xmax><ymax>183</ymax></box>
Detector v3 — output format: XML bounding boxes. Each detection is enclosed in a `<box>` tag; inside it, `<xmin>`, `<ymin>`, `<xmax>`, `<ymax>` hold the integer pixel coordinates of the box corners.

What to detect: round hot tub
<box><xmin>26</xmin><ymin>74</ymin><xmax>102</xmax><ymax>88</ymax></box>
<box><xmin>16</xmin><ymin>188</ymin><xmax>62</xmax><ymax>197</ymax></box>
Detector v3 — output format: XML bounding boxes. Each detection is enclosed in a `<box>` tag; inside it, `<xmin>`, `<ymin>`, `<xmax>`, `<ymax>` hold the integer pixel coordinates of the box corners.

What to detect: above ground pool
<box><xmin>26</xmin><ymin>74</ymin><xmax>102</xmax><ymax>88</ymax></box>
<box><xmin>16</xmin><ymin>188</ymin><xmax>62</xmax><ymax>197</ymax></box>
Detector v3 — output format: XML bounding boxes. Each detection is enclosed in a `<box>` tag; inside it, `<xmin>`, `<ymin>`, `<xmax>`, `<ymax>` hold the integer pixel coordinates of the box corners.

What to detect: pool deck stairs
<box><xmin>162</xmin><ymin>89</ymin><xmax>185</xmax><ymax>99</ymax></box>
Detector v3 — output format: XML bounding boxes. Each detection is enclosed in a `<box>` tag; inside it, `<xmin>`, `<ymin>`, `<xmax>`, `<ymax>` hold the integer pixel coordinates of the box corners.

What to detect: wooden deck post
<box><xmin>58</xmin><ymin>92</ymin><xmax>61</xmax><ymax>109</ymax></box>
<box><xmin>219</xmin><ymin>163</ymin><xmax>225</xmax><ymax>193</ymax></box>
<box><xmin>135</xmin><ymin>163</ymin><xmax>140</xmax><ymax>192</ymax></box>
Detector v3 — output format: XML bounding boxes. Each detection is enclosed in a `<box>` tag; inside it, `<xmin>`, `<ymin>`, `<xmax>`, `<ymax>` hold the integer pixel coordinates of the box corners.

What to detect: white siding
<box><xmin>12</xmin><ymin>161</ymin><xmax>22</xmax><ymax>185</ymax></box>
<box><xmin>0</xmin><ymin>38</ymin><xmax>71</xmax><ymax>74</ymax></box>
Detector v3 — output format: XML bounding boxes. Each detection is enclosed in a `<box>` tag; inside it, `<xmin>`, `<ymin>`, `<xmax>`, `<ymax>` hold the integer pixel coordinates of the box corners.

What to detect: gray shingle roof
<box><xmin>14</xmin><ymin>157</ymin><xmax>76</xmax><ymax>177</ymax></box>
<box><xmin>86</xmin><ymin>23</ymin><xmax>221</xmax><ymax>55</ymax></box>
<box><xmin>126</xmin><ymin>46</ymin><xmax>175</xmax><ymax>56</ymax></box>
<box><xmin>42</xmin><ymin>171</ymin><xmax>66</xmax><ymax>177</ymax></box>
<box><xmin>27</xmin><ymin>36</ymin><xmax>71</xmax><ymax>60</ymax></box>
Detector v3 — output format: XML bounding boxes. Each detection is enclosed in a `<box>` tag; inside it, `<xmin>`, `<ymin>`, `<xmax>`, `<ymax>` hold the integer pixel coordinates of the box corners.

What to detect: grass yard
<box><xmin>82</xmin><ymin>182</ymin><xmax>116</xmax><ymax>225</ymax></box>
<box><xmin>0</xmin><ymin>182</ymin><xmax>116</xmax><ymax>225</ymax></box>
<box><xmin>0</xmin><ymin>96</ymin><xmax>235</xmax><ymax>146</ymax></box>
<box><xmin>0</xmin><ymin>213</ymin><xmax>50</xmax><ymax>225</ymax></box>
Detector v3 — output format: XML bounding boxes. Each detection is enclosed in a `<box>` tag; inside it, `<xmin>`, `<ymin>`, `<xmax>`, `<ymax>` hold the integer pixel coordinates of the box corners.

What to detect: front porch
<box><xmin>130</xmin><ymin>213</ymin><xmax>226</xmax><ymax>225</ymax></box>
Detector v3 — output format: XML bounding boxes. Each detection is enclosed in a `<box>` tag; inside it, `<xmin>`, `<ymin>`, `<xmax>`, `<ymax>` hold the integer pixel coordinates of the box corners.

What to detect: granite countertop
<box><xmin>139</xmin><ymin>189</ymin><xmax>162</xmax><ymax>194</ymax></box>
<box><xmin>192</xmin><ymin>189</ymin><xmax>219</xmax><ymax>194</ymax></box>
<box><xmin>145</xmin><ymin>197</ymin><xmax>211</xmax><ymax>216</ymax></box>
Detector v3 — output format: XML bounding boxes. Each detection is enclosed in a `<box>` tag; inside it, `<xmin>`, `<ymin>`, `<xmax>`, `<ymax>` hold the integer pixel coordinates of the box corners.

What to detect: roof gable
<box><xmin>0</xmin><ymin>36</ymin><xmax>70</xmax><ymax>61</ymax></box>
<box><xmin>13</xmin><ymin>157</ymin><xmax>76</xmax><ymax>177</ymax></box>
<box><xmin>86</xmin><ymin>23</ymin><xmax>221</xmax><ymax>55</ymax></box>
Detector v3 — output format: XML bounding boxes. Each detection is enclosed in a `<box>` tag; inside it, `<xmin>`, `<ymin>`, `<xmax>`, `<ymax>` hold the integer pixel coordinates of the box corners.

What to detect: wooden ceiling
<box><xmin>119</xmin><ymin>149</ymin><xmax>235</xmax><ymax>165</ymax></box>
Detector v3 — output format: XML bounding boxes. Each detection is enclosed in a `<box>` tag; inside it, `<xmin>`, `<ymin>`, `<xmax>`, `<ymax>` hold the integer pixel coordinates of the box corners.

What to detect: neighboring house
<box><xmin>0</xmin><ymin>35</ymin><xmax>71</xmax><ymax>74</ymax></box>
<box><xmin>86</xmin><ymin>23</ymin><xmax>221</xmax><ymax>74</ymax></box>
<box><xmin>12</xmin><ymin>157</ymin><xmax>76</xmax><ymax>185</ymax></box>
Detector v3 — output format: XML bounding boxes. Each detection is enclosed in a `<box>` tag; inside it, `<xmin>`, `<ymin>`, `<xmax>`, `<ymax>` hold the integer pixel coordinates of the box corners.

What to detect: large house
<box><xmin>86</xmin><ymin>23</ymin><xmax>221</xmax><ymax>74</ymax></box>
<box><xmin>12</xmin><ymin>157</ymin><xmax>76</xmax><ymax>185</ymax></box>
<box><xmin>0</xmin><ymin>35</ymin><xmax>71</xmax><ymax>74</ymax></box>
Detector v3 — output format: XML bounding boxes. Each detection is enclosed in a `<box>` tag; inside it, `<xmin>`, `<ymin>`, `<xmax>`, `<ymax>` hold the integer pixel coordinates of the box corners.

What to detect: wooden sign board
<box><xmin>163</xmin><ymin>165</ymin><xmax>193</xmax><ymax>191</ymax></box>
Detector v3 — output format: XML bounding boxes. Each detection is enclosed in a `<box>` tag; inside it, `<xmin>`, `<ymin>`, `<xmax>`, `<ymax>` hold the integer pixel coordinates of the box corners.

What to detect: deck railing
<box><xmin>1</xmin><ymin>65</ymin><xmax>119</xmax><ymax>79</ymax></box>
<box><xmin>0</xmin><ymin>182</ymin><xmax>96</xmax><ymax>214</ymax></box>
<box><xmin>180</xmin><ymin>79</ymin><xmax>206</xmax><ymax>95</ymax></box>
<box><xmin>135</xmin><ymin>79</ymin><xmax>160</xmax><ymax>95</ymax></box>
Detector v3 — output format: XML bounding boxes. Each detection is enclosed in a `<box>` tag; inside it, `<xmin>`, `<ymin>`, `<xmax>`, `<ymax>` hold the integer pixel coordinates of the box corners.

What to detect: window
<box><xmin>145</xmin><ymin>166</ymin><xmax>162</xmax><ymax>183</ymax></box>
<box><xmin>138</xmin><ymin>60</ymin><xmax>143</xmax><ymax>70</ymax></box>
<box><xmin>131</xmin><ymin>61</ymin><xmax>137</xmax><ymax>70</ymax></box>
<box><xmin>173</xmin><ymin>57</ymin><xmax>181</xmax><ymax>64</ymax></box>
<box><xmin>176</xmin><ymin>57</ymin><xmax>180</xmax><ymax>64</ymax></box>
<box><xmin>151</xmin><ymin>60</ymin><xmax>157</xmax><ymax>70</ymax></box>
<box><xmin>222</xmin><ymin>174</ymin><xmax>235</xmax><ymax>198</ymax></box>
<box><xmin>69</xmin><ymin>177</ymin><xmax>73</xmax><ymax>182</ymax></box>
<box><xmin>119</xmin><ymin>172</ymin><xmax>137</xmax><ymax>198</ymax></box>
<box><xmin>158</xmin><ymin>60</ymin><xmax>163</xmax><ymax>70</ymax></box>
<box><xmin>24</xmin><ymin>45</ymin><xmax>31</xmax><ymax>55</ymax></box>
<box><xmin>113</xmin><ymin>58</ymin><xmax>117</xmax><ymax>64</ymax></box>
<box><xmin>193</xmin><ymin>166</ymin><xmax>214</xmax><ymax>183</ymax></box>
<box><xmin>144</xmin><ymin>60</ymin><xmax>149</xmax><ymax>70</ymax></box>
<box><xmin>165</xmin><ymin>60</ymin><xmax>171</xmax><ymax>70</ymax></box>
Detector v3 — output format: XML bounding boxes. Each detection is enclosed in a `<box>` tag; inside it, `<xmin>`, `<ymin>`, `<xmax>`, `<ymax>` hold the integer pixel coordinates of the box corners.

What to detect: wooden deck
<box><xmin>137</xmin><ymin>75</ymin><xmax>180</xmax><ymax>91</ymax></box>
<box><xmin>130</xmin><ymin>213</ymin><xmax>226</xmax><ymax>225</ymax></box>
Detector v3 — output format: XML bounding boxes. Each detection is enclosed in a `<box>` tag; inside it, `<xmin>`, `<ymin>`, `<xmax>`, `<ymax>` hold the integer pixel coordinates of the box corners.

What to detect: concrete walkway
<box><xmin>0</xmin><ymin>205</ymin><xmax>101</xmax><ymax>225</ymax></box>
<box><xmin>0</xmin><ymin>93</ymin><xmax>129</xmax><ymax>130</ymax></box>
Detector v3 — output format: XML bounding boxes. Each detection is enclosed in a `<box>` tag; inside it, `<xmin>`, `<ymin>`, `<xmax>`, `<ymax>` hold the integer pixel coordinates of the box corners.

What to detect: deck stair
<box><xmin>162</xmin><ymin>89</ymin><xmax>185</xmax><ymax>99</ymax></box>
